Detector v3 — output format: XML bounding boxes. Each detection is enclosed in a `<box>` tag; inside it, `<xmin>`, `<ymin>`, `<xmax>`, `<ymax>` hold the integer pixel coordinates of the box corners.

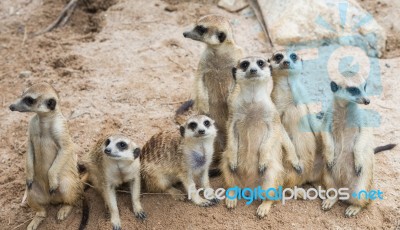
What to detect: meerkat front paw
<box><xmin>326</xmin><ymin>159</ymin><xmax>336</xmax><ymax>171</ymax></box>
<box><xmin>48</xmin><ymin>176</ymin><xmax>59</xmax><ymax>194</ymax></box>
<box><xmin>256</xmin><ymin>202</ymin><xmax>272</xmax><ymax>218</ymax></box>
<box><xmin>57</xmin><ymin>205</ymin><xmax>73</xmax><ymax>220</ymax></box>
<box><xmin>134</xmin><ymin>210</ymin><xmax>147</xmax><ymax>220</ymax></box>
<box><xmin>225</xmin><ymin>198</ymin><xmax>237</xmax><ymax>209</ymax></box>
<box><xmin>292</xmin><ymin>161</ymin><xmax>303</xmax><ymax>175</ymax></box>
<box><xmin>26</xmin><ymin>179</ymin><xmax>33</xmax><ymax>189</ymax></box>
<box><xmin>258</xmin><ymin>164</ymin><xmax>267</xmax><ymax>175</ymax></box>
<box><xmin>354</xmin><ymin>164</ymin><xmax>362</xmax><ymax>176</ymax></box>
<box><xmin>321</xmin><ymin>198</ymin><xmax>337</xmax><ymax>211</ymax></box>
<box><xmin>111</xmin><ymin>217</ymin><xmax>122</xmax><ymax>230</ymax></box>
<box><xmin>228</xmin><ymin>158</ymin><xmax>238</xmax><ymax>172</ymax></box>
<box><xmin>345</xmin><ymin>205</ymin><xmax>362</xmax><ymax>217</ymax></box>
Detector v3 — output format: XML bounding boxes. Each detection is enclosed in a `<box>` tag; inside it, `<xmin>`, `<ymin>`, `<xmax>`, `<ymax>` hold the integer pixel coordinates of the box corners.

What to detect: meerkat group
<box><xmin>9</xmin><ymin>14</ymin><xmax>396</xmax><ymax>230</ymax></box>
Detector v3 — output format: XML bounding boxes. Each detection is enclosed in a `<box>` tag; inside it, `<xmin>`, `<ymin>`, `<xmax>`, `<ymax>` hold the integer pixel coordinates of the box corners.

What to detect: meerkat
<box><xmin>222</xmin><ymin>56</ymin><xmax>297</xmax><ymax>218</ymax></box>
<box><xmin>320</xmin><ymin>78</ymin><xmax>380</xmax><ymax>217</ymax></box>
<box><xmin>181</xmin><ymin>14</ymin><xmax>244</xmax><ymax>164</ymax></box>
<box><xmin>269</xmin><ymin>50</ymin><xmax>325</xmax><ymax>189</ymax></box>
<box><xmin>81</xmin><ymin>134</ymin><xmax>146</xmax><ymax>230</ymax></box>
<box><xmin>9</xmin><ymin>83</ymin><xmax>83</xmax><ymax>230</ymax></box>
<box><xmin>141</xmin><ymin>115</ymin><xmax>218</xmax><ymax>207</ymax></box>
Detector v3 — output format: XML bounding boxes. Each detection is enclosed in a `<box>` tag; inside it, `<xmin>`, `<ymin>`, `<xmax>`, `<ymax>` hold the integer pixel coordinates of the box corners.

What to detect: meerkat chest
<box><xmin>106</xmin><ymin>161</ymin><xmax>138</xmax><ymax>185</ymax></box>
<box><xmin>30</xmin><ymin>125</ymin><xmax>59</xmax><ymax>172</ymax></box>
<box><xmin>186</xmin><ymin>145</ymin><xmax>212</xmax><ymax>173</ymax></box>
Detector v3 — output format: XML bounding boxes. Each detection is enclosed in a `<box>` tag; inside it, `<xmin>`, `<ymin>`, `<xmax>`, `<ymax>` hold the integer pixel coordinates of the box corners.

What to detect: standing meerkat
<box><xmin>141</xmin><ymin>115</ymin><xmax>218</xmax><ymax>207</ymax></box>
<box><xmin>320</xmin><ymin>78</ymin><xmax>377</xmax><ymax>217</ymax></box>
<box><xmin>269</xmin><ymin>50</ymin><xmax>324</xmax><ymax>188</ymax></box>
<box><xmin>82</xmin><ymin>134</ymin><xmax>146</xmax><ymax>230</ymax></box>
<box><xmin>181</xmin><ymin>14</ymin><xmax>244</xmax><ymax>163</ymax></box>
<box><xmin>9</xmin><ymin>83</ymin><xmax>83</xmax><ymax>230</ymax></box>
<box><xmin>222</xmin><ymin>57</ymin><xmax>296</xmax><ymax>218</ymax></box>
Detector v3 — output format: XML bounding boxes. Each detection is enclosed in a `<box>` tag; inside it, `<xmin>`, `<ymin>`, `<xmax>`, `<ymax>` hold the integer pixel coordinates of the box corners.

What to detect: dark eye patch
<box><xmin>257</xmin><ymin>60</ymin><xmax>265</xmax><ymax>68</ymax></box>
<box><xmin>23</xmin><ymin>96</ymin><xmax>35</xmax><ymax>106</ymax></box>
<box><xmin>195</xmin><ymin>25</ymin><xmax>207</xmax><ymax>35</ymax></box>
<box><xmin>273</xmin><ymin>53</ymin><xmax>284</xmax><ymax>63</ymax></box>
<box><xmin>346</xmin><ymin>87</ymin><xmax>361</xmax><ymax>96</ymax></box>
<box><xmin>290</xmin><ymin>53</ymin><xmax>298</xmax><ymax>62</ymax></box>
<box><xmin>240</xmin><ymin>61</ymin><xmax>250</xmax><ymax>70</ymax></box>
<box><xmin>188</xmin><ymin>122</ymin><xmax>197</xmax><ymax>130</ymax></box>
<box><xmin>117</xmin><ymin>141</ymin><xmax>128</xmax><ymax>151</ymax></box>
<box><xmin>105</xmin><ymin>139</ymin><xmax>110</xmax><ymax>146</ymax></box>
<box><xmin>204</xmin><ymin>120</ymin><xmax>210</xmax><ymax>127</ymax></box>
<box><xmin>217</xmin><ymin>32</ymin><xmax>226</xmax><ymax>43</ymax></box>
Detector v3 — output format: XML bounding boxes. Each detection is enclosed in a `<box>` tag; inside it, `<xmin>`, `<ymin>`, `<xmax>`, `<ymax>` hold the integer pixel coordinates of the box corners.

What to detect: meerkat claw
<box><xmin>135</xmin><ymin>211</ymin><xmax>147</xmax><ymax>220</ymax></box>
<box><xmin>26</xmin><ymin>180</ymin><xmax>33</xmax><ymax>189</ymax></box>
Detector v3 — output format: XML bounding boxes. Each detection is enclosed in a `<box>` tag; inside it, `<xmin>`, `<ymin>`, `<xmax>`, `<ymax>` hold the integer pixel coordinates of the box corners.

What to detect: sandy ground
<box><xmin>0</xmin><ymin>0</ymin><xmax>399</xmax><ymax>229</ymax></box>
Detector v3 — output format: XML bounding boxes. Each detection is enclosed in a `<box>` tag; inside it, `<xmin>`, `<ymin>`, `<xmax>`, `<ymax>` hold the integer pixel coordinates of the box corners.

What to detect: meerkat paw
<box><xmin>48</xmin><ymin>177</ymin><xmax>59</xmax><ymax>194</ymax></box>
<box><xmin>292</xmin><ymin>162</ymin><xmax>303</xmax><ymax>175</ymax></box>
<box><xmin>326</xmin><ymin>160</ymin><xmax>336</xmax><ymax>171</ymax></box>
<box><xmin>225</xmin><ymin>198</ymin><xmax>237</xmax><ymax>209</ymax></box>
<box><xmin>57</xmin><ymin>205</ymin><xmax>73</xmax><ymax>220</ymax></box>
<box><xmin>354</xmin><ymin>164</ymin><xmax>362</xmax><ymax>176</ymax></box>
<box><xmin>112</xmin><ymin>224</ymin><xmax>121</xmax><ymax>230</ymax></box>
<box><xmin>345</xmin><ymin>205</ymin><xmax>362</xmax><ymax>217</ymax></box>
<box><xmin>27</xmin><ymin>218</ymin><xmax>44</xmax><ymax>230</ymax></box>
<box><xmin>321</xmin><ymin>198</ymin><xmax>337</xmax><ymax>211</ymax></box>
<box><xmin>258</xmin><ymin>164</ymin><xmax>267</xmax><ymax>175</ymax></box>
<box><xmin>198</xmin><ymin>198</ymin><xmax>215</xmax><ymax>207</ymax></box>
<box><xmin>256</xmin><ymin>202</ymin><xmax>272</xmax><ymax>218</ymax></box>
<box><xmin>210</xmin><ymin>198</ymin><xmax>220</xmax><ymax>204</ymax></box>
<box><xmin>134</xmin><ymin>210</ymin><xmax>147</xmax><ymax>220</ymax></box>
<box><xmin>229</xmin><ymin>161</ymin><xmax>238</xmax><ymax>173</ymax></box>
<box><xmin>26</xmin><ymin>179</ymin><xmax>33</xmax><ymax>190</ymax></box>
<box><xmin>111</xmin><ymin>218</ymin><xmax>122</xmax><ymax>230</ymax></box>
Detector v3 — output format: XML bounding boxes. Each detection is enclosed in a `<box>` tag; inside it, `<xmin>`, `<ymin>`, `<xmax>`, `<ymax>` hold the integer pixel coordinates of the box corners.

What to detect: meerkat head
<box><xmin>103</xmin><ymin>134</ymin><xmax>141</xmax><ymax>160</ymax></box>
<box><xmin>268</xmin><ymin>51</ymin><xmax>302</xmax><ymax>76</ymax></box>
<box><xmin>180</xmin><ymin>115</ymin><xmax>217</xmax><ymax>140</ymax></box>
<box><xmin>232</xmin><ymin>56</ymin><xmax>271</xmax><ymax>84</ymax></box>
<box><xmin>183</xmin><ymin>14</ymin><xmax>233</xmax><ymax>46</ymax></box>
<box><xmin>330</xmin><ymin>79</ymin><xmax>370</xmax><ymax>105</ymax></box>
<box><xmin>9</xmin><ymin>83</ymin><xmax>59</xmax><ymax>114</ymax></box>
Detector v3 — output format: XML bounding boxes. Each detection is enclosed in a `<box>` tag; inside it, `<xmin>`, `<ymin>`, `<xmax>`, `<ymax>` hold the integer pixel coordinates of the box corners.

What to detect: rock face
<box><xmin>257</xmin><ymin>0</ymin><xmax>386</xmax><ymax>57</ymax></box>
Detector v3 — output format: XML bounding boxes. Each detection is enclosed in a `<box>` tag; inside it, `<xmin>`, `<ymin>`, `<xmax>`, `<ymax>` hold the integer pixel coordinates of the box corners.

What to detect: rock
<box><xmin>218</xmin><ymin>0</ymin><xmax>248</xmax><ymax>12</ymax></box>
<box><xmin>164</xmin><ymin>5</ymin><xmax>177</xmax><ymax>12</ymax></box>
<box><xmin>256</xmin><ymin>0</ymin><xmax>386</xmax><ymax>57</ymax></box>
<box><xmin>19</xmin><ymin>70</ymin><xmax>32</xmax><ymax>78</ymax></box>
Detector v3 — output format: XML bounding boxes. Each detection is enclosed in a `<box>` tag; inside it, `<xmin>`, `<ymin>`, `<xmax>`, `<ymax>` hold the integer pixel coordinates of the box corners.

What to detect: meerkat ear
<box><xmin>218</xmin><ymin>32</ymin><xmax>226</xmax><ymax>43</ymax></box>
<box><xmin>47</xmin><ymin>98</ymin><xmax>56</xmax><ymax>110</ymax></box>
<box><xmin>180</xmin><ymin>126</ymin><xmax>185</xmax><ymax>137</ymax></box>
<box><xmin>232</xmin><ymin>67</ymin><xmax>237</xmax><ymax>81</ymax></box>
<box><xmin>133</xmin><ymin>148</ymin><xmax>141</xmax><ymax>159</ymax></box>
<box><xmin>330</xmin><ymin>81</ymin><xmax>339</xmax><ymax>92</ymax></box>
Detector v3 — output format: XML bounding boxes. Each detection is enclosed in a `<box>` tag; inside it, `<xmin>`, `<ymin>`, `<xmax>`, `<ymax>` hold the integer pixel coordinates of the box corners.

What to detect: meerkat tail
<box><xmin>78</xmin><ymin>195</ymin><xmax>90</xmax><ymax>230</ymax></box>
<box><xmin>374</xmin><ymin>144</ymin><xmax>396</xmax><ymax>154</ymax></box>
<box><xmin>208</xmin><ymin>168</ymin><xmax>221</xmax><ymax>178</ymax></box>
<box><xmin>176</xmin><ymin>99</ymin><xmax>194</xmax><ymax>115</ymax></box>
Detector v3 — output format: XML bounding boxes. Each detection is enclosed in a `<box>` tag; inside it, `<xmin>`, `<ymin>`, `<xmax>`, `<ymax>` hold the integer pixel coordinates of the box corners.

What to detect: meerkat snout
<box><xmin>102</xmin><ymin>136</ymin><xmax>140</xmax><ymax>160</ymax></box>
<box><xmin>269</xmin><ymin>51</ymin><xmax>302</xmax><ymax>73</ymax></box>
<box><xmin>330</xmin><ymin>81</ymin><xmax>370</xmax><ymax>105</ymax></box>
<box><xmin>181</xmin><ymin>116</ymin><xmax>217</xmax><ymax>139</ymax></box>
<box><xmin>233</xmin><ymin>57</ymin><xmax>270</xmax><ymax>81</ymax></box>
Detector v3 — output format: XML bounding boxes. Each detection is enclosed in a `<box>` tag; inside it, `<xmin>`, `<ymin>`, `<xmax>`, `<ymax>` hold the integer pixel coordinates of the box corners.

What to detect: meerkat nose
<box><xmin>183</xmin><ymin>32</ymin><xmax>189</xmax><ymax>37</ymax></box>
<box><xmin>363</xmin><ymin>98</ymin><xmax>370</xmax><ymax>105</ymax></box>
<box><xmin>198</xmin><ymin>129</ymin><xmax>205</xmax><ymax>135</ymax></box>
<box><xmin>9</xmin><ymin>104</ymin><xmax>16</xmax><ymax>111</ymax></box>
<box><xmin>104</xmin><ymin>148</ymin><xmax>111</xmax><ymax>154</ymax></box>
<box><xmin>250</xmin><ymin>68</ymin><xmax>257</xmax><ymax>74</ymax></box>
<box><xmin>283</xmin><ymin>61</ymin><xmax>290</xmax><ymax>67</ymax></box>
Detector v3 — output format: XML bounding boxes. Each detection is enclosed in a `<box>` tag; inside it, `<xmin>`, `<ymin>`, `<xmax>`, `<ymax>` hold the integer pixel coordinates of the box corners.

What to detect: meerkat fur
<box><xmin>141</xmin><ymin>115</ymin><xmax>218</xmax><ymax>207</ymax></box>
<box><xmin>82</xmin><ymin>134</ymin><xmax>146</xmax><ymax>230</ymax></box>
<box><xmin>9</xmin><ymin>83</ymin><xmax>82</xmax><ymax>230</ymax></box>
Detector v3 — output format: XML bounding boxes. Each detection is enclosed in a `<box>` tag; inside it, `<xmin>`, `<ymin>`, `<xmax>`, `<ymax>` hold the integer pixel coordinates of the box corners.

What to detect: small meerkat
<box><xmin>141</xmin><ymin>115</ymin><xmax>218</xmax><ymax>207</ymax></box>
<box><xmin>9</xmin><ymin>83</ymin><xmax>82</xmax><ymax>230</ymax></box>
<box><xmin>182</xmin><ymin>14</ymin><xmax>244</xmax><ymax>163</ymax></box>
<box><xmin>82</xmin><ymin>134</ymin><xmax>146</xmax><ymax>230</ymax></box>
<box><xmin>320</xmin><ymin>79</ymin><xmax>376</xmax><ymax>217</ymax></box>
<box><xmin>222</xmin><ymin>57</ymin><xmax>295</xmax><ymax>218</ymax></box>
<box><xmin>269</xmin><ymin>50</ymin><xmax>324</xmax><ymax>188</ymax></box>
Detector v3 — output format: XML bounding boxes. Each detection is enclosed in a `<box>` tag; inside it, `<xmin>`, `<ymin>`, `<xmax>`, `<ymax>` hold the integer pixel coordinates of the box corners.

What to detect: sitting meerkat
<box><xmin>9</xmin><ymin>83</ymin><xmax>82</xmax><ymax>230</ymax></box>
<box><xmin>320</xmin><ymin>78</ymin><xmax>380</xmax><ymax>217</ymax></box>
<box><xmin>180</xmin><ymin>14</ymin><xmax>244</xmax><ymax>164</ymax></box>
<box><xmin>269</xmin><ymin>50</ymin><xmax>325</xmax><ymax>189</ymax></box>
<box><xmin>222</xmin><ymin>57</ymin><xmax>297</xmax><ymax>218</ymax></box>
<box><xmin>82</xmin><ymin>134</ymin><xmax>146</xmax><ymax>230</ymax></box>
<box><xmin>141</xmin><ymin>115</ymin><xmax>218</xmax><ymax>207</ymax></box>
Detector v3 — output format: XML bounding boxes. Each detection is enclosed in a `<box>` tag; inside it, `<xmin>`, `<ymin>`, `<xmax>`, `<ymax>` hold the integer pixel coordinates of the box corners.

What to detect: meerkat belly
<box><xmin>332</xmin><ymin>127</ymin><xmax>359</xmax><ymax>188</ymax></box>
<box><xmin>281</xmin><ymin>104</ymin><xmax>317</xmax><ymax>173</ymax></box>
<box><xmin>31</xmin><ymin>135</ymin><xmax>58</xmax><ymax>183</ymax></box>
<box><xmin>236</xmin><ymin>105</ymin><xmax>269</xmax><ymax>188</ymax></box>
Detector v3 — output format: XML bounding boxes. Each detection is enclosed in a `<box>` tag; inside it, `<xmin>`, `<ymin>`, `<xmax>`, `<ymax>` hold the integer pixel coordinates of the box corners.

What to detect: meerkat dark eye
<box><xmin>204</xmin><ymin>120</ymin><xmax>210</xmax><ymax>127</ymax></box>
<box><xmin>117</xmin><ymin>141</ymin><xmax>127</xmax><ymax>150</ymax></box>
<box><xmin>274</xmin><ymin>53</ymin><xmax>284</xmax><ymax>62</ymax></box>
<box><xmin>240</xmin><ymin>61</ymin><xmax>250</xmax><ymax>70</ymax></box>
<box><xmin>188</xmin><ymin>122</ymin><xmax>197</xmax><ymax>130</ymax></box>
<box><xmin>257</xmin><ymin>60</ymin><xmax>265</xmax><ymax>68</ymax></box>
<box><xmin>195</xmin><ymin>25</ymin><xmax>207</xmax><ymax>35</ymax></box>
<box><xmin>290</xmin><ymin>53</ymin><xmax>298</xmax><ymax>61</ymax></box>
<box><xmin>105</xmin><ymin>139</ymin><xmax>110</xmax><ymax>146</ymax></box>
<box><xmin>217</xmin><ymin>32</ymin><xmax>226</xmax><ymax>43</ymax></box>
<box><xmin>23</xmin><ymin>96</ymin><xmax>35</xmax><ymax>106</ymax></box>
<box><xmin>347</xmin><ymin>87</ymin><xmax>361</xmax><ymax>96</ymax></box>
